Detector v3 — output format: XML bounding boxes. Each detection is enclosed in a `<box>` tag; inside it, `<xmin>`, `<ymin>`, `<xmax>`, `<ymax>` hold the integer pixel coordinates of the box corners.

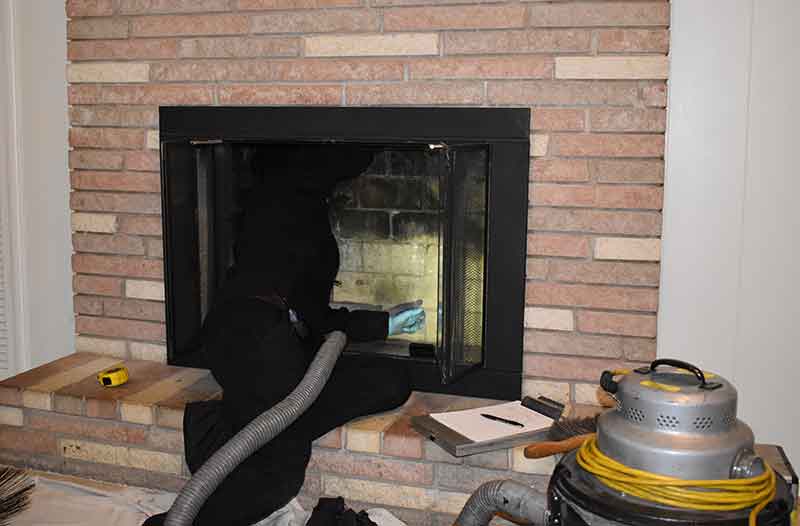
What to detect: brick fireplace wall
<box><xmin>67</xmin><ymin>0</ymin><xmax>668</xmax><ymax>405</ymax></box>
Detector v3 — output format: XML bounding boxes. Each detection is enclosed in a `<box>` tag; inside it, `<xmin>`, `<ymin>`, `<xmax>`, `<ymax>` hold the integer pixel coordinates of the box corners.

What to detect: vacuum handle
<box><xmin>649</xmin><ymin>358</ymin><xmax>707</xmax><ymax>386</ymax></box>
<box><xmin>524</xmin><ymin>434</ymin><xmax>594</xmax><ymax>459</ymax></box>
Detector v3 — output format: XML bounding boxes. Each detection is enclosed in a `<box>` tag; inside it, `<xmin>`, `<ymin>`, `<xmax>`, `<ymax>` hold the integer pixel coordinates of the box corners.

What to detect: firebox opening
<box><xmin>190</xmin><ymin>141</ymin><xmax>488</xmax><ymax>367</ymax></box>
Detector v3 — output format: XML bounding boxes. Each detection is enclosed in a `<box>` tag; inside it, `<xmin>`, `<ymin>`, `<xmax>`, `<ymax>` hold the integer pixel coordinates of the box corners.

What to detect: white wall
<box><xmin>0</xmin><ymin>1</ymin><xmax>73</xmax><ymax>374</ymax></box>
<box><xmin>661</xmin><ymin>0</ymin><xmax>799</xmax><ymax>463</ymax></box>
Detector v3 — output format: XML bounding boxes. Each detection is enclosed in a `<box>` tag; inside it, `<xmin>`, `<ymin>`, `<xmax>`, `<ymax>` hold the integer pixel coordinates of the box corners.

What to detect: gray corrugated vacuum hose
<box><xmin>454</xmin><ymin>480</ymin><xmax>548</xmax><ymax>526</ymax></box>
<box><xmin>164</xmin><ymin>331</ymin><xmax>348</xmax><ymax>526</ymax></box>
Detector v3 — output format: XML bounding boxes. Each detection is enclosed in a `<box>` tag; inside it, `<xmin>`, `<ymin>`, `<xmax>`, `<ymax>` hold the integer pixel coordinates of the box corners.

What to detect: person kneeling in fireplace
<box><xmin>144</xmin><ymin>146</ymin><xmax>424</xmax><ymax>526</ymax></box>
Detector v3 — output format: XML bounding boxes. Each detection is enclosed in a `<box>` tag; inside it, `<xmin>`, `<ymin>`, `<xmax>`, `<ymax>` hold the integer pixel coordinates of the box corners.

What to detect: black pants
<box><xmin>173</xmin><ymin>298</ymin><xmax>411</xmax><ymax>526</ymax></box>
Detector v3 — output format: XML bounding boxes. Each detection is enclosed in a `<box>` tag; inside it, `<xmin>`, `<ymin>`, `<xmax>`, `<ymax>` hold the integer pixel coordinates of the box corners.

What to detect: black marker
<box><xmin>480</xmin><ymin>413</ymin><xmax>524</xmax><ymax>427</ymax></box>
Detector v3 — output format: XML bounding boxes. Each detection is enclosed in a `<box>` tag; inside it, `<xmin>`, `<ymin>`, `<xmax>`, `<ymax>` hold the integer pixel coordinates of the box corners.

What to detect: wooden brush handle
<box><xmin>523</xmin><ymin>433</ymin><xmax>593</xmax><ymax>459</ymax></box>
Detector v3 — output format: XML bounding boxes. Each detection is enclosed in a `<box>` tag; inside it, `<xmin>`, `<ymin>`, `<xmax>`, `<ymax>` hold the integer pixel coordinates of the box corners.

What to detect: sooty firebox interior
<box><xmin>159</xmin><ymin>107</ymin><xmax>529</xmax><ymax>399</ymax></box>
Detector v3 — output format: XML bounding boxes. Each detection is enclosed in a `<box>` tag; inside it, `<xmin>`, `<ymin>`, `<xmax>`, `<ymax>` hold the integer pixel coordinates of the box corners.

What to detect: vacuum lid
<box><xmin>601</xmin><ymin>358</ymin><xmax>739</xmax><ymax>434</ymax></box>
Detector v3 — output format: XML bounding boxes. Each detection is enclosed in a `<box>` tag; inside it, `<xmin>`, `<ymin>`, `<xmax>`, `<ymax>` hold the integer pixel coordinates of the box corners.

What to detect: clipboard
<box><xmin>410</xmin><ymin>400</ymin><xmax>556</xmax><ymax>457</ymax></box>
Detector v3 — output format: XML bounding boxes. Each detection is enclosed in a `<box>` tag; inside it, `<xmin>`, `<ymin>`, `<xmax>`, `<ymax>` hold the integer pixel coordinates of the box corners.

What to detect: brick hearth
<box><xmin>0</xmin><ymin>353</ymin><xmax>561</xmax><ymax>524</ymax></box>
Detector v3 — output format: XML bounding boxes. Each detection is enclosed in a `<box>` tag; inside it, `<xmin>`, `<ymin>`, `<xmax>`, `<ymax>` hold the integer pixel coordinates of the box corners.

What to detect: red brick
<box><xmin>347</xmin><ymin>82</ymin><xmax>483</xmax><ymax>105</ymax></box>
<box><xmin>70</xmin><ymin>150</ymin><xmax>124</xmax><ymax>171</ymax></box>
<box><xmin>309</xmin><ymin>449</ymin><xmax>433</xmax><ymax>485</ymax></box>
<box><xmin>577</xmin><ymin>311</ymin><xmax>657</xmax><ymax>337</ymax></box>
<box><xmin>0</xmin><ymin>387</ymin><xmax>21</xmax><ymax>407</ymax></box>
<box><xmin>69</xmin><ymin>39</ymin><xmax>179</xmax><ymax>61</ymax></box>
<box><xmin>72</xmin><ymin>254</ymin><xmax>164</xmax><ymax>279</ymax></box>
<box><xmin>125</xmin><ymin>151</ymin><xmax>161</xmax><ymax>172</ymax></box>
<box><xmin>71</xmin><ymin>192</ymin><xmax>161</xmax><ymax>215</ymax></box>
<box><xmin>68</xmin><ymin>18</ymin><xmax>129</xmax><ymax>40</ymax></box>
<box><xmin>532</xmin><ymin>109</ymin><xmax>584</xmax><ymax>131</ymax></box>
<box><xmin>252</xmin><ymin>10</ymin><xmax>379</xmax><ymax>33</ymax></box>
<box><xmin>76</xmin><ymin>316</ymin><xmax>166</xmax><ymax>342</ymax></box>
<box><xmin>218</xmin><ymin>85</ymin><xmax>342</xmax><ymax>105</ymax></box>
<box><xmin>527</xmin><ymin>234</ymin><xmax>589</xmax><ymax>258</ymax></box>
<box><xmin>598</xmin><ymin>29</ymin><xmax>670</xmax><ymax>53</ymax></box>
<box><xmin>313</xmin><ymin>428</ymin><xmax>342</xmax><ymax>449</ymax></box>
<box><xmin>596</xmin><ymin>186</ymin><xmax>663</xmax><ymax>210</ymax></box>
<box><xmin>151</xmin><ymin>59</ymin><xmax>404</xmax><ymax>82</ymax></box>
<box><xmin>0</xmin><ymin>426</ymin><xmax>59</xmax><ymax>455</ymax></box>
<box><xmin>120</xmin><ymin>0</ymin><xmax>230</xmax><ymax>14</ymax></box>
<box><xmin>526</xmin><ymin>258</ymin><xmax>548</xmax><ymax>280</ymax></box>
<box><xmin>528</xmin><ymin>208</ymin><xmax>662</xmax><ymax>236</ymax></box>
<box><xmin>146</xmin><ymin>427</ymin><xmax>184</xmax><ymax>453</ymax></box>
<box><xmin>529</xmin><ymin>161</ymin><xmax>586</xmax><ymax>186</ymax></box>
<box><xmin>54</xmin><ymin>395</ymin><xmax>85</xmax><ymax>416</ymax></box>
<box><xmin>410</xmin><ymin>56</ymin><xmax>552</xmax><ymax>80</ymax></box>
<box><xmin>238</xmin><ymin>0</ymin><xmax>360</xmax><ymax>8</ymax></box>
<box><xmin>131</xmin><ymin>14</ymin><xmax>249</xmax><ymax>37</ymax></box>
<box><xmin>74</xmin><ymin>275</ymin><xmax>124</xmax><ymax>297</ymax></box>
<box><xmin>102</xmin><ymin>298</ymin><xmax>165</xmax><ymax>322</ymax></box>
<box><xmin>118</xmin><ymin>216</ymin><xmax>163</xmax><ymax>237</ymax></box>
<box><xmin>591</xmin><ymin>160</ymin><xmax>664</xmax><ymax>184</ymax></box>
<box><xmin>548</xmin><ymin>261</ymin><xmax>660</xmax><ymax>287</ymax></box>
<box><xmin>590</xmin><ymin>109</ymin><xmax>666</xmax><ymax>132</ymax></box>
<box><xmin>530</xmin><ymin>184</ymin><xmax>594</xmax><ymax>207</ymax></box>
<box><xmin>70</xmin><ymin>106</ymin><xmax>158</xmax><ymax>128</ymax></box>
<box><xmin>146</xmin><ymin>239</ymin><xmax>164</xmax><ymax>259</ymax></box>
<box><xmin>28</xmin><ymin>410</ymin><xmax>148</xmax><ymax>444</ymax></box>
<box><xmin>85</xmin><ymin>398</ymin><xmax>118</xmax><ymax>419</ymax></box>
<box><xmin>530</xmin><ymin>159</ymin><xmax>589</xmax><ymax>182</ymax></box>
<box><xmin>67</xmin><ymin>0</ymin><xmax>113</xmax><ymax>17</ymax></box>
<box><xmin>384</xmin><ymin>5</ymin><xmax>525</xmax><ymax>31</ymax></box>
<box><xmin>382</xmin><ymin>417</ymin><xmax>423</xmax><ymax>459</ymax></box>
<box><xmin>528</xmin><ymin>3</ymin><xmax>670</xmax><ymax>28</ymax></box>
<box><xmin>178</xmin><ymin>37</ymin><xmax>300</xmax><ymax>58</ymax></box>
<box><xmin>619</xmin><ymin>338</ymin><xmax>657</xmax><ymax>361</ymax></box>
<box><xmin>526</xmin><ymin>282</ymin><xmax>658</xmax><ymax>312</ymax></box>
<box><xmin>642</xmin><ymin>82</ymin><xmax>667</xmax><ymax>107</ymax></box>
<box><xmin>74</xmin><ymin>233</ymin><xmax>146</xmax><ymax>256</ymax></box>
<box><xmin>74</xmin><ymin>295</ymin><xmax>104</xmax><ymax>315</ymax></box>
<box><xmin>72</xmin><ymin>171</ymin><xmax>160</xmax><ymax>193</ymax></box>
<box><xmin>523</xmin><ymin>355</ymin><xmax>639</xmax><ymax>382</ymax></box>
<box><xmin>70</xmin><ymin>128</ymin><xmax>145</xmax><ymax>150</ymax></box>
<box><xmin>69</xmin><ymin>85</ymin><xmax>214</xmax><ymax>106</ymax></box>
<box><xmin>444</xmin><ymin>29</ymin><xmax>590</xmax><ymax>55</ymax></box>
<box><xmin>488</xmin><ymin>81</ymin><xmax>638</xmax><ymax>106</ymax></box>
<box><xmin>550</xmin><ymin>134</ymin><xmax>664</xmax><ymax>158</ymax></box>
<box><xmin>524</xmin><ymin>330</ymin><xmax>622</xmax><ymax>358</ymax></box>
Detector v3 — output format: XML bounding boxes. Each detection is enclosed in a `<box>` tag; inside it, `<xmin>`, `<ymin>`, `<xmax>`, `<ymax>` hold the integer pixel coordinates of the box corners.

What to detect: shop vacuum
<box><xmin>456</xmin><ymin>359</ymin><xmax>797</xmax><ymax>526</ymax></box>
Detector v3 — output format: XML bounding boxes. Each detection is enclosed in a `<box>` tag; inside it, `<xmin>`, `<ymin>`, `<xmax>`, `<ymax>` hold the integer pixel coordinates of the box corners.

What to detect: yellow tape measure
<box><xmin>97</xmin><ymin>366</ymin><xmax>129</xmax><ymax>387</ymax></box>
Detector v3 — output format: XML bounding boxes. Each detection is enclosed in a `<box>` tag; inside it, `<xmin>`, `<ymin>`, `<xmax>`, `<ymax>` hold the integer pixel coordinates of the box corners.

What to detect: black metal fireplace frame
<box><xmin>159</xmin><ymin>106</ymin><xmax>529</xmax><ymax>400</ymax></box>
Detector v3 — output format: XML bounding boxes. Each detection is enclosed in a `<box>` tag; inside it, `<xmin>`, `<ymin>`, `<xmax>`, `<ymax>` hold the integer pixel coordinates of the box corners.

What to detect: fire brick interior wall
<box><xmin>331</xmin><ymin>150</ymin><xmax>443</xmax><ymax>346</ymax></box>
<box><xmin>67</xmin><ymin>0</ymin><xmax>669</xmax><ymax>405</ymax></box>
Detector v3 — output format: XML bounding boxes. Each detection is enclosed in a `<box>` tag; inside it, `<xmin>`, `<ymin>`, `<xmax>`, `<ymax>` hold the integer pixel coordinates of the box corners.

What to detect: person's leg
<box><xmin>288</xmin><ymin>354</ymin><xmax>412</xmax><ymax>442</ymax></box>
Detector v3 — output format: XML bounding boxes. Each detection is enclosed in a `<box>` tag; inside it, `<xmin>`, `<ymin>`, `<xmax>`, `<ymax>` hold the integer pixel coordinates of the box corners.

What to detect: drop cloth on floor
<box><xmin>14</xmin><ymin>474</ymin><xmax>175</xmax><ymax>526</ymax></box>
<box><xmin>15</xmin><ymin>473</ymin><xmax>407</xmax><ymax>526</ymax></box>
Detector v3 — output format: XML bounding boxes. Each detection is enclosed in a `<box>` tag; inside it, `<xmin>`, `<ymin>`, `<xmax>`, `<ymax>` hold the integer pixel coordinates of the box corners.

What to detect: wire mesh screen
<box><xmin>453</xmin><ymin>148</ymin><xmax>488</xmax><ymax>366</ymax></box>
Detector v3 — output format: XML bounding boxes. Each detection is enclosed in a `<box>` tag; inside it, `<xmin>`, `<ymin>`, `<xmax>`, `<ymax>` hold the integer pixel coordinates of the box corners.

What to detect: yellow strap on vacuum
<box><xmin>576</xmin><ymin>435</ymin><xmax>777</xmax><ymax>526</ymax></box>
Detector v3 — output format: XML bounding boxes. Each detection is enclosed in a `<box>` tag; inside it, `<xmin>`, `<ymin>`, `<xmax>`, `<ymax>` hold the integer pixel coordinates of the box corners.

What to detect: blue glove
<box><xmin>388</xmin><ymin>301</ymin><xmax>426</xmax><ymax>336</ymax></box>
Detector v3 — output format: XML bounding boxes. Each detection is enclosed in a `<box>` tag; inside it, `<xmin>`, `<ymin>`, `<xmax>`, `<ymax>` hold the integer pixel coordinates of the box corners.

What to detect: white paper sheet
<box><xmin>430</xmin><ymin>401</ymin><xmax>553</xmax><ymax>443</ymax></box>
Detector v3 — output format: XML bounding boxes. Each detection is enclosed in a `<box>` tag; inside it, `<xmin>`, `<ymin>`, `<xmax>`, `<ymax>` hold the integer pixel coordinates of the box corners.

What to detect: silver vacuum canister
<box><xmin>596</xmin><ymin>359</ymin><xmax>764</xmax><ymax>480</ymax></box>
